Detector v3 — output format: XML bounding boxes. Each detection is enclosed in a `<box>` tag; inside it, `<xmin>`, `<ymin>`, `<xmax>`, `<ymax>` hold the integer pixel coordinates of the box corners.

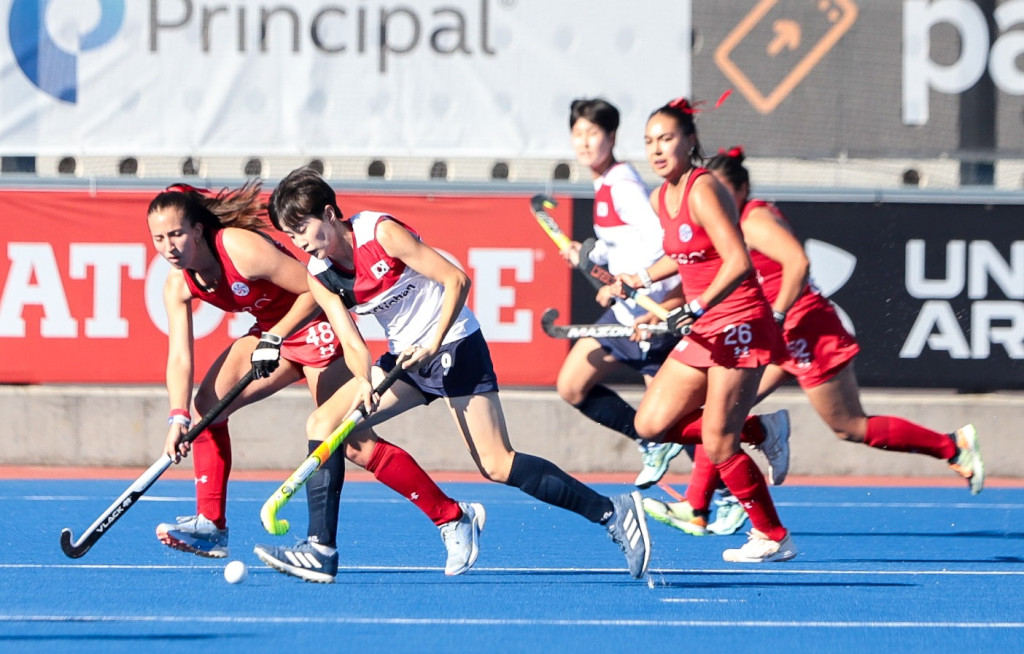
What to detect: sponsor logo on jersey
<box><xmin>231</xmin><ymin>282</ymin><xmax>251</xmax><ymax>297</ymax></box>
<box><xmin>596</xmin><ymin>201</ymin><xmax>609</xmax><ymax>217</ymax></box>
<box><xmin>678</xmin><ymin>224</ymin><xmax>693</xmax><ymax>243</ymax></box>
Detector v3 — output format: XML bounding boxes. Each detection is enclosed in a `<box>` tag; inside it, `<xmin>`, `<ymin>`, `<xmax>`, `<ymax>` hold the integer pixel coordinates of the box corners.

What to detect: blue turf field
<box><xmin>1</xmin><ymin>478</ymin><xmax>1022</xmax><ymax>653</ymax></box>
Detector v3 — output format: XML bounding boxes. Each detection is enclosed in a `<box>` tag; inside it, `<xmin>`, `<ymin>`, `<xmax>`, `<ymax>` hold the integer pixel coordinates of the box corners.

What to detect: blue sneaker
<box><xmin>440</xmin><ymin>502</ymin><xmax>486</xmax><ymax>576</ymax></box>
<box><xmin>753</xmin><ymin>410</ymin><xmax>791</xmax><ymax>485</ymax></box>
<box><xmin>606</xmin><ymin>491</ymin><xmax>651</xmax><ymax>578</ymax></box>
<box><xmin>156</xmin><ymin>514</ymin><xmax>228</xmax><ymax>558</ymax></box>
<box><xmin>634</xmin><ymin>442</ymin><xmax>685</xmax><ymax>489</ymax></box>
<box><xmin>254</xmin><ymin>540</ymin><xmax>338</xmax><ymax>583</ymax></box>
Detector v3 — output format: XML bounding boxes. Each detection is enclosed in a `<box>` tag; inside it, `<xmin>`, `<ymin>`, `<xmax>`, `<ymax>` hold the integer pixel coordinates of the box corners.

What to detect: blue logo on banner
<box><xmin>9</xmin><ymin>0</ymin><xmax>125</xmax><ymax>103</ymax></box>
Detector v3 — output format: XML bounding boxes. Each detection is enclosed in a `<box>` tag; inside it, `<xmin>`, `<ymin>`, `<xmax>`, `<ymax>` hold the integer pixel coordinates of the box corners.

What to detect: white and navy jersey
<box><xmin>307</xmin><ymin>211</ymin><xmax>479</xmax><ymax>353</ymax></box>
<box><xmin>591</xmin><ymin>162</ymin><xmax>680</xmax><ymax>326</ymax></box>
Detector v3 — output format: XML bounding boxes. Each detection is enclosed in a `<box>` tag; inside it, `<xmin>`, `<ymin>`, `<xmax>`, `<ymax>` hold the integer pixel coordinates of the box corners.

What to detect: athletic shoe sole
<box><xmin>156</xmin><ymin>529</ymin><xmax>228</xmax><ymax>559</ymax></box>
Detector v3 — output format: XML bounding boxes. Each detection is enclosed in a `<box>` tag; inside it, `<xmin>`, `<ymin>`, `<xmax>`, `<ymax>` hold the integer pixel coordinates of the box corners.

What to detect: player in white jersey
<box><xmin>556</xmin><ymin>98</ymin><xmax>687</xmax><ymax>489</ymax></box>
<box><xmin>257</xmin><ymin>166</ymin><xmax>652</xmax><ymax>580</ymax></box>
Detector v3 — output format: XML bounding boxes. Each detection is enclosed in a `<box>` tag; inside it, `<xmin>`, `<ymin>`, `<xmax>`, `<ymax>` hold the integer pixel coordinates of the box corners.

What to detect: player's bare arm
<box><xmin>162</xmin><ymin>271</ymin><xmax>196</xmax><ymax>460</ymax></box>
<box><xmin>308</xmin><ymin>274</ymin><xmax>374</xmax><ymax>414</ymax></box>
<box><xmin>687</xmin><ymin>175</ymin><xmax>752</xmax><ymax>307</ymax></box>
<box><xmin>741</xmin><ymin>207</ymin><xmax>809</xmax><ymax>316</ymax></box>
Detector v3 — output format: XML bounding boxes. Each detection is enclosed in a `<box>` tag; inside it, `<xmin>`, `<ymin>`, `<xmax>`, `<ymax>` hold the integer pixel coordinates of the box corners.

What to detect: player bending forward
<box><xmin>253</xmin><ymin>167</ymin><xmax>652</xmax><ymax>580</ymax></box>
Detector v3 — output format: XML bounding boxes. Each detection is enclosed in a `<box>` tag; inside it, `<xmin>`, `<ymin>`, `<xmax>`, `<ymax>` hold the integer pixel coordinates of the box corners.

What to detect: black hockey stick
<box><xmin>540</xmin><ymin>308</ymin><xmax>670</xmax><ymax>340</ymax></box>
<box><xmin>59</xmin><ymin>369</ymin><xmax>258</xmax><ymax>558</ymax></box>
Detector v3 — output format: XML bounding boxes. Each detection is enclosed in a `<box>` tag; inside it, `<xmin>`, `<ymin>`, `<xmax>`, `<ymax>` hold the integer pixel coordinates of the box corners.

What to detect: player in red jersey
<box><xmin>616</xmin><ymin>99</ymin><xmax>797</xmax><ymax>563</ymax></box>
<box><xmin>254</xmin><ymin>167</ymin><xmax>652</xmax><ymax>581</ymax></box>
<box><xmin>705</xmin><ymin>147</ymin><xmax>983</xmax><ymax>492</ymax></box>
<box><xmin>146</xmin><ymin>182</ymin><xmax>479</xmax><ymax>576</ymax></box>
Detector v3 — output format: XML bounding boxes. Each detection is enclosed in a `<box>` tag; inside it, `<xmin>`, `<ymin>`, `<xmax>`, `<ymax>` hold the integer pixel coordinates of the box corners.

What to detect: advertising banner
<box><xmin>0</xmin><ymin>0</ymin><xmax>691</xmax><ymax>159</ymax></box>
<box><xmin>0</xmin><ymin>189</ymin><xmax>572</xmax><ymax>385</ymax></box>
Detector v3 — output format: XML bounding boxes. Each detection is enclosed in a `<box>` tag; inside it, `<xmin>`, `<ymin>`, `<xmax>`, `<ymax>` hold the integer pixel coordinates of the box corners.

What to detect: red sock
<box><xmin>366</xmin><ymin>439</ymin><xmax>462</xmax><ymax>526</ymax></box>
<box><xmin>192</xmin><ymin>421</ymin><xmax>231</xmax><ymax>529</ymax></box>
<box><xmin>716</xmin><ymin>451</ymin><xmax>787</xmax><ymax>542</ymax></box>
<box><xmin>663</xmin><ymin>412</ymin><xmax>765</xmax><ymax>446</ymax></box>
<box><xmin>864</xmin><ymin>416</ymin><xmax>956</xmax><ymax>459</ymax></box>
<box><xmin>684</xmin><ymin>446</ymin><xmax>718</xmax><ymax>513</ymax></box>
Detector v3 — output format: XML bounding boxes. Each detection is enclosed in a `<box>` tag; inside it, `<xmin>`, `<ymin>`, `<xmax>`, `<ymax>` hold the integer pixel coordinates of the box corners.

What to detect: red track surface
<box><xmin>2</xmin><ymin>465</ymin><xmax>1022</xmax><ymax>487</ymax></box>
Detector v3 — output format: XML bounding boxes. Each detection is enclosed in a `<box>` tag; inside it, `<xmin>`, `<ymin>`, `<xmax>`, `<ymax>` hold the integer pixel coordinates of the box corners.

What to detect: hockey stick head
<box><xmin>540</xmin><ymin>307</ymin><xmax>560</xmax><ymax>334</ymax></box>
<box><xmin>530</xmin><ymin>194</ymin><xmax>557</xmax><ymax>214</ymax></box>
<box><xmin>59</xmin><ymin>527</ymin><xmax>89</xmax><ymax>559</ymax></box>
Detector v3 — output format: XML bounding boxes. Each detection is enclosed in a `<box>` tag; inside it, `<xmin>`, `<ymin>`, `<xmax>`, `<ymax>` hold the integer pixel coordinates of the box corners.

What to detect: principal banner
<box><xmin>0</xmin><ymin>189</ymin><xmax>572</xmax><ymax>385</ymax></box>
<box><xmin>0</xmin><ymin>0</ymin><xmax>691</xmax><ymax>159</ymax></box>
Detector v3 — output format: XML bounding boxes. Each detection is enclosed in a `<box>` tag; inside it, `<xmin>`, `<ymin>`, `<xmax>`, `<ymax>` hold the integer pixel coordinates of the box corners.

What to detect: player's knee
<box><xmin>305</xmin><ymin>408</ymin><xmax>334</xmax><ymax>442</ymax></box>
<box><xmin>633</xmin><ymin>415</ymin><xmax>662</xmax><ymax>441</ymax></box>
<box><xmin>476</xmin><ymin>452</ymin><xmax>513</xmax><ymax>483</ymax></box>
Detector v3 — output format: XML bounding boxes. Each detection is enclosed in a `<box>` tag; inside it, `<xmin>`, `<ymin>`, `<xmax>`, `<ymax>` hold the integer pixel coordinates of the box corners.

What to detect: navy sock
<box><xmin>574</xmin><ymin>385</ymin><xmax>640</xmax><ymax>442</ymax></box>
<box><xmin>506</xmin><ymin>452</ymin><xmax>613</xmax><ymax>524</ymax></box>
<box><xmin>305</xmin><ymin>440</ymin><xmax>345</xmax><ymax>548</ymax></box>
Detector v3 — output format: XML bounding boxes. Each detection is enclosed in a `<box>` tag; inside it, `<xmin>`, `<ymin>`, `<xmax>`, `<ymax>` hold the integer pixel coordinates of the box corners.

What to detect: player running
<box><xmin>254</xmin><ymin>167</ymin><xmax>652</xmax><ymax>581</ymax></box>
<box><xmin>616</xmin><ymin>98</ymin><xmax>797</xmax><ymax>563</ymax></box>
<box><xmin>146</xmin><ymin>182</ymin><xmax>482</xmax><ymax>576</ymax></box>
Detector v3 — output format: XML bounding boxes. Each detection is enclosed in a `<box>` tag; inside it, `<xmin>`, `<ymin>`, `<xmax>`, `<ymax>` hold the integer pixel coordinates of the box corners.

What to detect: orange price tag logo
<box><xmin>715</xmin><ymin>0</ymin><xmax>858</xmax><ymax>114</ymax></box>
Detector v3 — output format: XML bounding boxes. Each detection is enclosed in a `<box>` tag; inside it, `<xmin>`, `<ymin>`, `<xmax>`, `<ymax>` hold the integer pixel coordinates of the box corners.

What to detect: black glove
<box><xmin>665</xmin><ymin>306</ymin><xmax>697</xmax><ymax>337</ymax></box>
<box><xmin>251</xmin><ymin>332</ymin><xmax>283</xmax><ymax>378</ymax></box>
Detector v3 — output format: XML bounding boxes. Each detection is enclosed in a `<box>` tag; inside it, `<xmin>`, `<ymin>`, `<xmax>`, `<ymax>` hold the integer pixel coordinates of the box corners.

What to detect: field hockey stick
<box><xmin>260</xmin><ymin>360</ymin><xmax>408</xmax><ymax>536</ymax></box>
<box><xmin>529</xmin><ymin>193</ymin><xmax>572</xmax><ymax>250</ymax></box>
<box><xmin>59</xmin><ymin>369</ymin><xmax>258</xmax><ymax>559</ymax></box>
<box><xmin>540</xmin><ymin>308</ymin><xmax>669</xmax><ymax>340</ymax></box>
<box><xmin>530</xmin><ymin>194</ymin><xmax>672</xmax><ymax>321</ymax></box>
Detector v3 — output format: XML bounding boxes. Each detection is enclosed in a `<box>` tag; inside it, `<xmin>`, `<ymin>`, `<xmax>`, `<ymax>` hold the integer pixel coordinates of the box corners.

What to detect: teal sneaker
<box><xmin>634</xmin><ymin>442</ymin><xmax>685</xmax><ymax>489</ymax></box>
<box><xmin>706</xmin><ymin>492</ymin><xmax>748</xmax><ymax>536</ymax></box>
<box><xmin>949</xmin><ymin>424</ymin><xmax>985</xmax><ymax>495</ymax></box>
<box><xmin>642</xmin><ymin>497</ymin><xmax>708</xmax><ymax>536</ymax></box>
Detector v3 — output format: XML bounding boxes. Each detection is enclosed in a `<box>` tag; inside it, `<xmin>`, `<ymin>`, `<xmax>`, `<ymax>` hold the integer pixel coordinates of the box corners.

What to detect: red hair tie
<box><xmin>166</xmin><ymin>183</ymin><xmax>212</xmax><ymax>196</ymax></box>
<box><xmin>669</xmin><ymin>90</ymin><xmax>732</xmax><ymax>115</ymax></box>
<box><xmin>717</xmin><ymin>145</ymin><xmax>744</xmax><ymax>158</ymax></box>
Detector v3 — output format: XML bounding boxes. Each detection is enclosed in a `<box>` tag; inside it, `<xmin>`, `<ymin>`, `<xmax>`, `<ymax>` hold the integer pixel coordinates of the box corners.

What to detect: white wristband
<box><xmin>686</xmin><ymin>298</ymin><xmax>706</xmax><ymax>318</ymax></box>
<box><xmin>638</xmin><ymin>268</ymin><xmax>653</xmax><ymax>289</ymax></box>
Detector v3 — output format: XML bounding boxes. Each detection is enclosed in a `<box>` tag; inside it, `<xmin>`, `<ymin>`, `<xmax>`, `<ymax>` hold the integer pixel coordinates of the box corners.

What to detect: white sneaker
<box><xmin>722</xmin><ymin>528</ymin><xmax>798</xmax><ymax>563</ymax></box>
<box><xmin>634</xmin><ymin>442</ymin><xmax>685</xmax><ymax>489</ymax></box>
<box><xmin>753</xmin><ymin>410</ymin><xmax>791</xmax><ymax>485</ymax></box>
<box><xmin>156</xmin><ymin>514</ymin><xmax>229</xmax><ymax>558</ymax></box>
<box><xmin>439</xmin><ymin>502</ymin><xmax>486</xmax><ymax>576</ymax></box>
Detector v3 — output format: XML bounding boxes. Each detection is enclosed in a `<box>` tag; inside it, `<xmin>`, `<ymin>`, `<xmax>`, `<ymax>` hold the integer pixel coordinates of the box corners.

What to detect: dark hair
<box><xmin>267</xmin><ymin>166</ymin><xmax>343</xmax><ymax>231</ymax></box>
<box><xmin>706</xmin><ymin>146</ymin><xmax>749</xmax><ymax>190</ymax></box>
<box><xmin>648</xmin><ymin>97</ymin><xmax>704</xmax><ymax>167</ymax></box>
<box><xmin>569</xmin><ymin>98</ymin><xmax>620</xmax><ymax>134</ymax></box>
<box><xmin>147</xmin><ymin>181</ymin><xmax>267</xmax><ymax>250</ymax></box>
